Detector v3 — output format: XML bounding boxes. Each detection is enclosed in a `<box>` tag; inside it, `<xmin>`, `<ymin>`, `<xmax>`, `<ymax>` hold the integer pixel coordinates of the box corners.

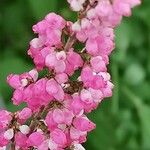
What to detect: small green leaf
<box><xmin>7</xmin><ymin>102</ymin><xmax>26</xmax><ymax>112</ymax></box>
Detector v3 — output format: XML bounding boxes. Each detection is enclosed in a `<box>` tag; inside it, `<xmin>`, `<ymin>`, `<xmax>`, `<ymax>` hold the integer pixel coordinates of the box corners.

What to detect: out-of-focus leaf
<box><xmin>133</xmin><ymin>82</ymin><xmax>150</xmax><ymax>100</ymax></box>
<box><xmin>0</xmin><ymin>96</ymin><xmax>5</xmax><ymax>109</ymax></box>
<box><xmin>135</xmin><ymin>3</ymin><xmax>150</xmax><ymax>28</ymax></box>
<box><xmin>138</xmin><ymin>105</ymin><xmax>150</xmax><ymax>149</ymax></box>
<box><xmin>124</xmin><ymin>63</ymin><xmax>146</xmax><ymax>86</ymax></box>
<box><xmin>116</xmin><ymin>109</ymin><xmax>138</xmax><ymax>147</ymax></box>
<box><xmin>116</xmin><ymin>20</ymin><xmax>131</xmax><ymax>51</ymax></box>
<box><xmin>115</xmin><ymin>20</ymin><xmax>131</xmax><ymax>63</ymax></box>
<box><xmin>86</xmin><ymin>102</ymin><xmax>117</xmax><ymax>150</ymax></box>
<box><xmin>122</xmin><ymin>87</ymin><xmax>150</xmax><ymax>149</ymax></box>
<box><xmin>28</xmin><ymin>0</ymin><xmax>58</xmax><ymax>19</ymax></box>
<box><xmin>129</xmin><ymin>22</ymin><xmax>145</xmax><ymax>47</ymax></box>
<box><xmin>2</xmin><ymin>2</ymin><xmax>32</xmax><ymax>54</ymax></box>
<box><xmin>126</xmin><ymin>137</ymin><xmax>139</xmax><ymax>150</ymax></box>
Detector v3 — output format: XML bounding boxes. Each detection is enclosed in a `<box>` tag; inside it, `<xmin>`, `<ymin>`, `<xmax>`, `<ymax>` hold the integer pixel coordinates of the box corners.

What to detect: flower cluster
<box><xmin>0</xmin><ymin>0</ymin><xmax>140</xmax><ymax>149</ymax></box>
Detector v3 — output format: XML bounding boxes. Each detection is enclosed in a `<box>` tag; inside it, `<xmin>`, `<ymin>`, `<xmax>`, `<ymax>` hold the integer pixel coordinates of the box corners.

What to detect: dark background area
<box><xmin>0</xmin><ymin>0</ymin><xmax>150</xmax><ymax>149</ymax></box>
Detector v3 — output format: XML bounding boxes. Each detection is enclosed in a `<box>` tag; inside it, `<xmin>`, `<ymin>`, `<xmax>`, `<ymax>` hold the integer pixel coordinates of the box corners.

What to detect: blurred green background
<box><xmin>0</xmin><ymin>0</ymin><xmax>150</xmax><ymax>149</ymax></box>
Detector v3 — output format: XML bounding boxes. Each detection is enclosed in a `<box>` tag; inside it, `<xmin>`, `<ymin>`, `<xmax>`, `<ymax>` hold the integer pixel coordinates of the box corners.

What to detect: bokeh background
<box><xmin>0</xmin><ymin>0</ymin><xmax>150</xmax><ymax>149</ymax></box>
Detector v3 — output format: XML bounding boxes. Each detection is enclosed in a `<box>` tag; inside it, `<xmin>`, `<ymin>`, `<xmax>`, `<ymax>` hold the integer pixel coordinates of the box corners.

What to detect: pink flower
<box><xmin>46</xmin><ymin>79</ymin><xmax>64</xmax><ymax>100</ymax></box>
<box><xmin>53</xmin><ymin>108</ymin><xmax>74</xmax><ymax>126</ymax></box>
<box><xmin>70</xmin><ymin>127</ymin><xmax>87</xmax><ymax>143</ymax></box>
<box><xmin>45</xmin><ymin>13</ymin><xmax>66</xmax><ymax>29</ymax></box>
<box><xmin>71</xmin><ymin>94</ymin><xmax>84</xmax><ymax>115</ymax></box>
<box><xmin>7</xmin><ymin>69</ymin><xmax>38</xmax><ymax>89</ymax></box>
<box><xmin>113</xmin><ymin>0</ymin><xmax>141</xmax><ymax>17</ymax></box>
<box><xmin>7</xmin><ymin>74</ymin><xmax>20</xmax><ymax>89</ymax></box>
<box><xmin>27</xmin><ymin>132</ymin><xmax>45</xmax><ymax>147</ymax></box>
<box><xmin>86</xmin><ymin>35</ymin><xmax>114</xmax><ymax>56</ymax></box>
<box><xmin>95</xmin><ymin>0</ymin><xmax>112</xmax><ymax>17</ymax></box>
<box><xmin>46</xmin><ymin>52</ymin><xmax>66</xmax><ymax>73</ymax></box>
<box><xmin>45</xmin><ymin>49</ymin><xmax>83</xmax><ymax>75</ymax></box>
<box><xmin>66</xmin><ymin>49</ymin><xmax>83</xmax><ymax>73</ymax></box>
<box><xmin>0</xmin><ymin>132</ymin><xmax>8</xmax><ymax>147</ymax></box>
<box><xmin>11</xmin><ymin>78</ymin><xmax>53</xmax><ymax>110</ymax></box>
<box><xmin>55</xmin><ymin>73</ymin><xmax>68</xmax><ymax>84</ymax></box>
<box><xmin>12</xmin><ymin>89</ymin><xmax>24</xmax><ymax>105</ymax></box>
<box><xmin>90</xmin><ymin>56</ymin><xmax>107</xmax><ymax>72</ymax></box>
<box><xmin>80</xmin><ymin>88</ymin><xmax>103</xmax><ymax>104</ymax></box>
<box><xmin>0</xmin><ymin>110</ymin><xmax>12</xmax><ymax>129</ymax></box>
<box><xmin>53</xmin><ymin>109</ymin><xmax>65</xmax><ymax>124</ymax></box>
<box><xmin>37</xmin><ymin>140</ymin><xmax>49</xmax><ymax>150</ymax></box>
<box><xmin>32</xmin><ymin>13</ymin><xmax>65</xmax><ymax>49</ymax></box>
<box><xmin>73</xmin><ymin>116</ymin><xmax>96</xmax><ymax>132</ymax></box>
<box><xmin>46</xmin><ymin>111</ymin><xmax>58</xmax><ymax>131</ymax></box>
<box><xmin>15</xmin><ymin>132</ymin><xmax>28</xmax><ymax>148</ymax></box>
<box><xmin>28</xmin><ymin>46</ymin><xmax>55</xmax><ymax>70</ymax></box>
<box><xmin>46</xmin><ymin>108</ymin><xmax>74</xmax><ymax>131</ymax></box>
<box><xmin>113</xmin><ymin>0</ymin><xmax>131</xmax><ymax>17</ymax></box>
<box><xmin>126</xmin><ymin>0</ymin><xmax>141</xmax><ymax>7</ymax></box>
<box><xmin>50</xmin><ymin>129</ymin><xmax>67</xmax><ymax>148</ymax></box>
<box><xmin>81</xmin><ymin>66</ymin><xmax>106</xmax><ymax>89</ymax></box>
<box><xmin>18</xmin><ymin>107</ymin><xmax>32</xmax><ymax>121</ymax></box>
<box><xmin>33</xmin><ymin>20</ymin><xmax>49</xmax><ymax>34</ymax></box>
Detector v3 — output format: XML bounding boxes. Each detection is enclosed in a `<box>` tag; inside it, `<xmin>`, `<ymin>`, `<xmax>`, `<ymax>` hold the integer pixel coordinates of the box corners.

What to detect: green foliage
<box><xmin>28</xmin><ymin>0</ymin><xmax>58</xmax><ymax>19</ymax></box>
<box><xmin>0</xmin><ymin>0</ymin><xmax>150</xmax><ymax>149</ymax></box>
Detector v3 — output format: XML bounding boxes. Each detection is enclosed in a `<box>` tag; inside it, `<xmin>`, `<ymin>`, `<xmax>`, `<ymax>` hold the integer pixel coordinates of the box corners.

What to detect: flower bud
<box><xmin>4</xmin><ymin>129</ymin><xmax>14</xmax><ymax>140</ymax></box>
<box><xmin>72</xmin><ymin>21</ymin><xmax>81</xmax><ymax>32</ymax></box>
<box><xmin>87</xmin><ymin>8</ymin><xmax>96</xmax><ymax>19</ymax></box>
<box><xmin>70</xmin><ymin>0</ymin><xmax>83</xmax><ymax>11</ymax></box>
<box><xmin>56</xmin><ymin>51</ymin><xmax>66</xmax><ymax>61</ymax></box>
<box><xmin>73</xmin><ymin>144</ymin><xmax>85</xmax><ymax>150</ymax></box>
<box><xmin>21</xmin><ymin>79</ymin><xmax>28</xmax><ymax>87</ymax></box>
<box><xmin>30</xmin><ymin>38</ymin><xmax>43</xmax><ymax>48</ymax></box>
<box><xmin>19</xmin><ymin>125</ymin><xmax>30</xmax><ymax>135</ymax></box>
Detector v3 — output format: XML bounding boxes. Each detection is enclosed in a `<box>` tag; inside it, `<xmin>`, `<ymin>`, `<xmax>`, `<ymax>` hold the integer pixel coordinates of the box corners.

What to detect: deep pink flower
<box><xmin>0</xmin><ymin>132</ymin><xmax>8</xmax><ymax>147</ymax></box>
<box><xmin>27</xmin><ymin>132</ymin><xmax>45</xmax><ymax>147</ymax></box>
<box><xmin>15</xmin><ymin>132</ymin><xmax>28</xmax><ymax>148</ymax></box>
<box><xmin>18</xmin><ymin>107</ymin><xmax>32</xmax><ymax>121</ymax></box>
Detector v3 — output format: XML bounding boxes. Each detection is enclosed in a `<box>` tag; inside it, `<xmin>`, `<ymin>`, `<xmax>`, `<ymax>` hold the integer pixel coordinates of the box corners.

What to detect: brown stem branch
<box><xmin>64</xmin><ymin>33</ymin><xmax>76</xmax><ymax>51</ymax></box>
<box><xmin>29</xmin><ymin>101</ymin><xmax>63</xmax><ymax>134</ymax></box>
<box><xmin>29</xmin><ymin>106</ymin><xmax>45</xmax><ymax>133</ymax></box>
<box><xmin>10</xmin><ymin>141</ymin><xmax>15</xmax><ymax>150</ymax></box>
<box><xmin>64</xmin><ymin>1</ymin><xmax>94</xmax><ymax>52</ymax></box>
